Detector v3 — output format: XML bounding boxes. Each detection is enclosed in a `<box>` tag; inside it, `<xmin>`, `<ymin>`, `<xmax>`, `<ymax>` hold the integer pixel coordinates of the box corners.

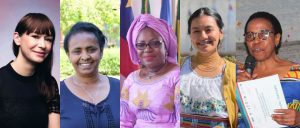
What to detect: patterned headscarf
<box><xmin>126</xmin><ymin>14</ymin><xmax>177</xmax><ymax>65</ymax></box>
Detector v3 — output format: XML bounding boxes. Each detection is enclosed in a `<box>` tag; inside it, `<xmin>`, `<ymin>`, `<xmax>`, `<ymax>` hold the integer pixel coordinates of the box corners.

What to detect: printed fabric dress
<box><xmin>120</xmin><ymin>67</ymin><xmax>180</xmax><ymax>128</ymax></box>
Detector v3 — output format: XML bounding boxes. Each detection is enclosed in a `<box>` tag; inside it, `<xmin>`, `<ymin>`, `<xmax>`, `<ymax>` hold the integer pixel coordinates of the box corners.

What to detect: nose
<box><xmin>80</xmin><ymin>51</ymin><xmax>91</xmax><ymax>61</ymax></box>
<box><xmin>143</xmin><ymin>44</ymin><xmax>153</xmax><ymax>52</ymax></box>
<box><xmin>37</xmin><ymin>38</ymin><xmax>46</xmax><ymax>49</ymax></box>
<box><xmin>199</xmin><ymin>31</ymin><xmax>208</xmax><ymax>40</ymax></box>
<box><xmin>252</xmin><ymin>35</ymin><xmax>261</xmax><ymax>45</ymax></box>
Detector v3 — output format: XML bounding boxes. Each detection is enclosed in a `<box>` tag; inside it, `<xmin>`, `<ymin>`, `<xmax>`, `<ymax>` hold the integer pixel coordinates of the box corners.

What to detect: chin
<box><xmin>30</xmin><ymin>58</ymin><xmax>45</xmax><ymax>64</ymax></box>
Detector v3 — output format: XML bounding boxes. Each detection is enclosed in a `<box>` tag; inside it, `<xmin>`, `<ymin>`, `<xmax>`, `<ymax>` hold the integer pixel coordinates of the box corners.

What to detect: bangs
<box><xmin>16</xmin><ymin>13</ymin><xmax>55</xmax><ymax>38</ymax></box>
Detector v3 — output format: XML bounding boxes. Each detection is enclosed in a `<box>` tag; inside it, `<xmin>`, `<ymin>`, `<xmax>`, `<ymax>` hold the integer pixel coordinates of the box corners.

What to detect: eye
<box><xmin>192</xmin><ymin>30</ymin><xmax>200</xmax><ymax>33</ymax></box>
<box><xmin>72</xmin><ymin>50</ymin><xmax>81</xmax><ymax>54</ymax></box>
<box><xmin>45</xmin><ymin>38</ymin><xmax>53</xmax><ymax>42</ymax></box>
<box><xmin>31</xmin><ymin>35</ymin><xmax>40</xmax><ymax>39</ymax></box>
<box><xmin>87</xmin><ymin>48</ymin><xmax>97</xmax><ymax>53</ymax></box>
<box><xmin>136</xmin><ymin>43</ymin><xmax>146</xmax><ymax>47</ymax></box>
<box><xmin>153</xmin><ymin>41</ymin><xmax>162</xmax><ymax>46</ymax></box>
<box><xmin>205</xmin><ymin>28</ymin><xmax>212</xmax><ymax>33</ymax></box>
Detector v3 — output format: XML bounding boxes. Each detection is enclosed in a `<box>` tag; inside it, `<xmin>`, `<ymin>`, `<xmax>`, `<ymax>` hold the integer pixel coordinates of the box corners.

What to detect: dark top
<box><xmin>60</xmin><ymin>77</ymin><xmax>120</xmax><ymax>128</ymax></box>
<box><xmin>0</xmin><ymin>62</ymin><xmax>60</xmax><ymax>128</ymax></box>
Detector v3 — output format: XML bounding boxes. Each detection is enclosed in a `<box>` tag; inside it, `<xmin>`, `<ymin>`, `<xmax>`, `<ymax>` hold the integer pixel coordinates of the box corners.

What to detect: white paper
<box><xmin>237</xmin><ymin>74</ymin><xmax>287</xmax><ymax>128</ymax></box>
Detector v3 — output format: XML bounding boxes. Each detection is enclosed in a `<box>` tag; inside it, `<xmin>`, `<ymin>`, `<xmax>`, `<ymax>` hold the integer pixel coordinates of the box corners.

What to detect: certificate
<box><xmin>237</xmin><ymin>74</ymin><xmax>287</xmax><ymax>128</ymax></box>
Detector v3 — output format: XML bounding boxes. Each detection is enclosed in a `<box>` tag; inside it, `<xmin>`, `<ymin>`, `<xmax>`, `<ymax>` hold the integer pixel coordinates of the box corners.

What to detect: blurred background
<box><xmin>60</xmin><ymin>0</ymin><xmax>120</xmax><ymax>80</ymax></box>
<box><xmin>180</xmin><ymin>0</ymin><xmax>236</xmax><ymax>58</ymax></box>
<box><xmin>236</xmin><ymin>0</ymin><xmax>300</xmax><ymax>64</ymax></box>
<box><xmin>0</xmin><ymin>0</ymin><xmax>60</xmax><ymax>82</ymax></box>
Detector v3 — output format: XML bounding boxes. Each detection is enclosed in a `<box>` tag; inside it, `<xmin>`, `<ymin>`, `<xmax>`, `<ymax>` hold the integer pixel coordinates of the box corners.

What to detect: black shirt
<box><xmin>0</xmin><ymin>62</ymin><xmax>60</xmax><ymax>128</ymax></box>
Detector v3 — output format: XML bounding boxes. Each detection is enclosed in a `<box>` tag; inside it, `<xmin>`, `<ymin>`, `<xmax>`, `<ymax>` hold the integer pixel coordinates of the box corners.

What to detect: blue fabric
<box><xmin>60</xmin><ymin>77</ymin><xmax>120</xmax><ymax>128</ymax></box>
<box><xmin>281</xmin><ymin>81</ymin><xmax>300</xmax><ymax>104</ymax></box>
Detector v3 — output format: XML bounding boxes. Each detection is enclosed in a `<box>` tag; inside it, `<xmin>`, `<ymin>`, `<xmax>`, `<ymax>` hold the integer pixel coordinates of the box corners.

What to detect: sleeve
<box><xmin>174</xmin><ymin>77</ymin><xmax>180</xmax><ymax>128</ymax></box>
<box><xmin>120</xmin><ymin>75</ymin><xmax>136</xmax><ymax>128</ymax></box>
<box><xmin>48</xmin><ymin>76</ymin><xmax>60</xmax><ymax>114</ymax></box>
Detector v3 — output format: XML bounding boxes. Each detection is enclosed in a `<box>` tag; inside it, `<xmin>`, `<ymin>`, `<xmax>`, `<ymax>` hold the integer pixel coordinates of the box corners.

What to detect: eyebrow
<box><xmin>137</xmin><ymin>38</ymin><xmax>161</xmax><ymax>42</ymax></box>
<box><xmin>191</xmin><ymin>25</ymin><xmax>213</xmax><ymax>30</ymax></box>
<box><xmin>72</xmin><ymin>45</ymin><xmax>98</xmax><ymax>50</ymax></box>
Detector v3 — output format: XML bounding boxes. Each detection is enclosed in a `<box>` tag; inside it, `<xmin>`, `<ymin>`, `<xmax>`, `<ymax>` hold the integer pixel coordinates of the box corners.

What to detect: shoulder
<box><xmin>180</xmin><ymin>56</ymin><xmax>192</xmax><ymax>75</ymax></box>
<box><xmin>180</xmin><ymin>56</ymin><xmax>191</xmax><ymax>68</ymax></box>
<box><xmin>283</xmin><ymin>64</ymin><xmax>300</xmax><ymax>80</ymax></box>
<box><xmin>123</xmin><ymin>70</ymin><xmax>138</xmax><ymax>84</ymax></box>
<box><xmin>108</xmin><ymin>76</ymin><xmax>120</xmax><ymax>86</ymax></box>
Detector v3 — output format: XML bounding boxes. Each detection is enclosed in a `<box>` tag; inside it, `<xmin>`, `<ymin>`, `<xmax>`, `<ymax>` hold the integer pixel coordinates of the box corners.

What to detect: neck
<box><xmin>145</xmin><ymin>61</ymin><xmax>167</xmax><ymax>73</ymax></box>
<box><xmin>255</xmin><ymin>53</ymin><xmax>281</xmax><ymax>70</ymax></box>
<box><xmin>194</xmin><ymin>51</ymin><xmax>222</xmax><ymax>65</ymax></box>
<box><xmin>140</xmin><ymin>61</ymin><xmax>168</xmax><ymax>79</ymax></box>
<box><xmin>11</xmin><ymin>53</ymin><xmax>36</xmax><ymax>76</ymax></box>
<box><xmin>74</xmin><ymin>72</ymin><xmax>100</xmax><ymax>86</ymax></box>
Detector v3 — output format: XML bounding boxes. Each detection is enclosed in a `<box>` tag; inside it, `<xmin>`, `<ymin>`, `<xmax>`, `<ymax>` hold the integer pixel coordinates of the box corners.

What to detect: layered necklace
<box><xmin>191</xmin><ymin>52</ymin><xmax>224</xmax><ymax>73</ymax></box>
<box><xmin>72</xmin><ymin>75</ymin><xmax>100</xmax><ymax>105</ymax></box>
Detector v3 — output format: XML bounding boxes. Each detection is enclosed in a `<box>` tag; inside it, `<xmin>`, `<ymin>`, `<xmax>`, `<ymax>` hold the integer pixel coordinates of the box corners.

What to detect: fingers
<box><xmin>272</xmin><ymin>114</ymin><xmax>295</xmax><ymax>126</ymax></box>
<box><xmin>237</xmin><ymin>70</ymin><xmax>252</xmax><ymax>82</ymax></box>
<box><xmin>272</xmin><ymin>109</ymin><xmax>297</xmax><ymax>126</ymax></box>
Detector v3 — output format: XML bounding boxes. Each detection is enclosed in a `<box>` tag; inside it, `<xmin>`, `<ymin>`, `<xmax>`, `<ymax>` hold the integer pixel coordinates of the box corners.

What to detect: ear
<box><xmin>219</xmin><ymin>29</ymin><xmax>224</xmax><ymax>41</ymax></box>
<box><xmin>66</xmin><ymin>52</ymin><xmax>70</xmax><ymax>58</ymax></box>
<box><xmin>274</xmin><ymin>33</ymin><xmax>281</xmax><ymax>46</ymax></box>
<box><xmin>99</xmin><ymin>51</ymin><xmax>104</xmax><ymax>60</ymax></box>
<box><xmin>13</xmin><ymin>32</ymin><xmax>21</xmax><ymax>46</ymax></box>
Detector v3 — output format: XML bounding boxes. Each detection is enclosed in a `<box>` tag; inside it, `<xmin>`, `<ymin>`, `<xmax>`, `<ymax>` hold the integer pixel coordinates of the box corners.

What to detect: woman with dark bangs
<box><xmin>0</xmin><ymin>13</ymin><xmax>59</xmax><ymax>128</ymax></box>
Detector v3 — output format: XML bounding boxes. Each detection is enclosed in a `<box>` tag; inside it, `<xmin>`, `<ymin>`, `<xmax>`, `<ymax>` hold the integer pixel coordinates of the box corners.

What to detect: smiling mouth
<box><xmin>252</xmin><ymin>48</ymin><xmax>263</xmax><ymax>53</ymax></box>
<box><xmin>78</xmin><ymin>62</ymin><xmax>93</xmax><ymax>68</ymax></box>
<box><xmin>34</xmin><ymin>51</ymin><xmax>46</xmax><ymax>57</ymax></box>
<box><xmin>197</xmin><ymin>40</ymin><xmax>213</xmax><ymax>45</ymax></box>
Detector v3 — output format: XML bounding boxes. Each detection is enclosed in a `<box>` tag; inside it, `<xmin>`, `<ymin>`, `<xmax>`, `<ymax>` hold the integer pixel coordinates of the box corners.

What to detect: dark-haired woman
<box><xmin>0</xmin><ymin>13</ymin><xmax>59</xmax><ymax>128</ymax></box>
<box><xmin>180</xmin><ymin>7</ymin><xmax>237</xmax><ymax>128</ymax></box>
<box><xmin>237</xmin><ymin>11</ymin><xmax>300</xmax><ymax>127</ymax></box>
<box><xmin>60</xmin><ymin>22</ymin><xmax>120</xmax><ymax>128</ymax></box>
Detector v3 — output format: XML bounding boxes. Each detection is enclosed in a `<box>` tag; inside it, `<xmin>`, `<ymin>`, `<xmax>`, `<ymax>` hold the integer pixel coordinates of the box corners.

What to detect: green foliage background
<box><xmin>60</xmin><ymin>0</ymin><xmax>120</xmax><ymax>44</ymax></box>
<box><xmin>60</xmin><ymin>0</ymin><xmax>120</xmax><ymax>80</ymax></box>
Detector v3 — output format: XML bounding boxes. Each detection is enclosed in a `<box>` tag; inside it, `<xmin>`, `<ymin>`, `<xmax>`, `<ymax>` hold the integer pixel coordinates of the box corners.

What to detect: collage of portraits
<box><xmin>0</xmin><ymin>0</ymin><xmax>299</xmax><ymax>128</ymax></box>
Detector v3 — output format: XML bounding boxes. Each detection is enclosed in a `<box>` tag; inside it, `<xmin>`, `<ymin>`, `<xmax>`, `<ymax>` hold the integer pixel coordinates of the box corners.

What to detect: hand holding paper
<box><xmin>237</xmin><ymin>74</ymin><xmax>287</xmax><ymax>128</ymax></box>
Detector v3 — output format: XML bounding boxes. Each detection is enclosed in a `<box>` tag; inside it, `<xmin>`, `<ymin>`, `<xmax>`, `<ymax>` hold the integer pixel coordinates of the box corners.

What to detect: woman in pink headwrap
<box><xmin>120</xmin><ymin>14</ymin><xmax>180</xmax><ymax>128</ymax></box>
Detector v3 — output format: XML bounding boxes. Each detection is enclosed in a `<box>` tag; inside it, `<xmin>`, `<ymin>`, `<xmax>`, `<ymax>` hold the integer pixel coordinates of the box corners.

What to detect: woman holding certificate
<box><xmin>180</xmin><ymin>7</ymin><xmax>238</xmax><ymax>128</ymax></box>
<box><xmin>237</xmin><ymin>12</ymin><xmax>300</xmax><ymax>127</ymax></box>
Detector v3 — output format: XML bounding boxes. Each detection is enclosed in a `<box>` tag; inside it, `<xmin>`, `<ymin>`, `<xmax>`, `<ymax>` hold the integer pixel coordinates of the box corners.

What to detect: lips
<box><xmin>78</xmin><ymin>62</ymin><xmax>93</xmax><ymax>69</ymax></box>
<box><xmin>252</xmin><ymin>48</ymin><xmax>264</xmax><ymax>53</ymax></box>
<box><xmin>33</xmin><ymin>51</ymin><xmax>46</xmax><ymax>57</ymax></box>
<box><xmin>196</xmin><ymin>40</ymin><xmax>213</xmax><ymax>46</ymax></box>
<box><xmin>143</xmin><ymin>55</ymin><xmax>156</xmax><ymax>61</ymax></box>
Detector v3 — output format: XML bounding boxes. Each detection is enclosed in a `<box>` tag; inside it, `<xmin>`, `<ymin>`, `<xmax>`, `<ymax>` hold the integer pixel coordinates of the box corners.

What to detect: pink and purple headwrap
<box><xmin>126</xmin><ymin>14</ymin><xmax>177</xmax><ymax>65</ymax></box>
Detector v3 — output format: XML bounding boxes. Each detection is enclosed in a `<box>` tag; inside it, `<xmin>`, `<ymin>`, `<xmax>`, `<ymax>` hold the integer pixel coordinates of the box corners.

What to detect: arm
<box><xmin>120</xmin><ymin>79</ymin><xmax>136</xmax><ymax>128</ymax></box>
<box><xmin>174</xmin><ymin>82</ymin><xmax>180</xmax><ymax>128</ymax></box>
<box><xmin>48</xmin><ymin>77</ymin><xmax>60</xmax><ymax>128</ymax></box>
<box><xmin>48</xmin><ymin>113</ymin><xmax>60</xmax><ymax>128</ymax></box>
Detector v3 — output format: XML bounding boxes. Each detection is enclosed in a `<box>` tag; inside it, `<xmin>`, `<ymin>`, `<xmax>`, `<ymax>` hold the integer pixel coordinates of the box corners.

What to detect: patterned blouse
<box><xmin>120</xmin><ymin>66</ymin><xmax>180</xmax><ymax>128</ymax></box>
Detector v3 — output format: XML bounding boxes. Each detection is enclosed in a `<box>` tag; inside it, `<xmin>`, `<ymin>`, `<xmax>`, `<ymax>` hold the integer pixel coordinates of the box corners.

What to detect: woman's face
<box><xmin>190</xmin><ymin>15</ymin><xmax>223</xmax><ymax>56</ymax></box>
<box><xmin>14</xmin><ymin>32</ymin><xmax>53</xmax><ymax>63</ymax></box>
<box><xmin>245</xmin><ymin>18</ymin><xmax>280</xmax><ymax>61</ymax></box>
<box><xmin>136</xmin><ymin>27</ymin><xmax>167</xmax><ymax>69</ymax></box>
<box><xmin>67</xmin><ymin>32</ymin><xmax>102</xmax><ymax>76</ymax></box>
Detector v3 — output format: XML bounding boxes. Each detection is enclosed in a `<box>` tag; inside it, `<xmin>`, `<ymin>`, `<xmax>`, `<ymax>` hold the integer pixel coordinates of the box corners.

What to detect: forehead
<box><xmin>191</xmin><ymin>15</ymin><xmax>218</xmax><ymax>28</ymax></box>
<box><xmin>137</xmin><ymin>27</ymin><xmax>162</xmax><ymax>41</ymax></box>
<box><xmin>247</xmin><ymin>18</ymin><xmax>273</xmax><ymax>32</ymax></box>
<box><xmin>68</xmin><ymin>32</ymin><xmax>99</xmax><ymax>49</ymax></box>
